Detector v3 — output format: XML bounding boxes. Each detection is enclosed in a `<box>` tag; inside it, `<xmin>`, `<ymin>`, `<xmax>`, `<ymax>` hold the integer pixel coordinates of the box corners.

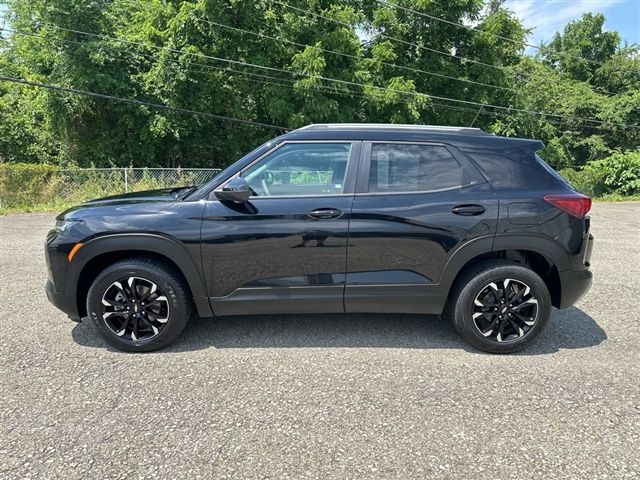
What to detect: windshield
<box><xmin>183</xmin><ymin>139</ymin><xmax>280</xmax><ymax>200</ymax></box>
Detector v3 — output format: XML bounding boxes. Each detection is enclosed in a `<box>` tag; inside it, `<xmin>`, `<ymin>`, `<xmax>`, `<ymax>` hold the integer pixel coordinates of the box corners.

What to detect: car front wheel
<box><xmin>86</xmin><ymin>257</ymin><xmax>192</xmax><ymax>352</ymax></box>
<box><xmin>445</xmin><ymin>260</ymin><xmax>551</xmax><ymax>353</ymax></box>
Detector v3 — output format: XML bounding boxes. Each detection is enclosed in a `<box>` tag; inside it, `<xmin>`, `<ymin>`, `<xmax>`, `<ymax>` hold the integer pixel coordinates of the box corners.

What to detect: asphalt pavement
<box><xmin>1</xmin><ymin>202</ymin><xmax>639</xmax><ymax>479</ymax></box>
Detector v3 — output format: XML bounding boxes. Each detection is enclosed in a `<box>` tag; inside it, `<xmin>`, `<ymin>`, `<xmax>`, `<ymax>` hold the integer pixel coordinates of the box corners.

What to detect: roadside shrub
<box><xmin>0</xmin><ymin>163</ymin><xmax>125</xmax><ymax>211</ymax></box>
<box><xmin>583</xmin><ymin>151</ymin><xmax>640</xmax><ymax>196</ymax></box>
<box><xmin>0</xmin><ymin>163</ymin><xmax>217</xmax><ymax>212</ymax></box>
<box><xmin>559</xmin><ymin>151</ymin><xmax>640</xmax><ymax>197</ymax></box>
<box><xmin>558</xmin><ymin>167</ymin><xmax>605</xmax><ymax>197</ymax></box>
<box><xmin>0</xmin><ymin>162</ymin><xmax>62</xmax><ymax>209</ymax></box>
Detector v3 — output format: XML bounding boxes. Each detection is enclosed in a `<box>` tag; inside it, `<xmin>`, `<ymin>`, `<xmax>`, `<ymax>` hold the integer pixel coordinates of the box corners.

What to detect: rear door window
<box><xmin>368</xmin><ymin>144</ymin><xmax>464</xmax><ymax>193</ymax></box>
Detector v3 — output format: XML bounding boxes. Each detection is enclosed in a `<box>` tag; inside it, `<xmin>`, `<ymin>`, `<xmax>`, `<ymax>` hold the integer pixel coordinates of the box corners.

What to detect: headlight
<box><xmin>55</xmin><ymin>218</ymin><xmax>84</xmax><ymax>232</ymax></box>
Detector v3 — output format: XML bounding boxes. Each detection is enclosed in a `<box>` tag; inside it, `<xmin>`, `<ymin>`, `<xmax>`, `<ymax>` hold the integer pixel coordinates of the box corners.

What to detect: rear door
<box><xmin>345</xmin><ymin>141</ymin><xmax>498</xmax><ymax>314</ymax></box>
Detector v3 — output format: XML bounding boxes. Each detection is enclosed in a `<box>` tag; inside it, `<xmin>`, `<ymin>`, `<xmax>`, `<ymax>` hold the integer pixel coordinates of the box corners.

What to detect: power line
<box><xmin>376</xmin><ymin>0</ymin><xmax>607</xmax><ymax>67</ymax></box>
<box><xmin>0</xmin><ymin>76</ymin><xmax>289</xmax><ymax>131</ymax></box>
<box><xmin>89</xmin><ymin>0</ymin><xmax>517</xmax><ymax>92</ymax></box>
<box><xmin>2</xmin><ymin>26</ymin><xmax>368</xmax><ymax>100</ymax></box>
<box><xmin>271</xmin><ymin>0</ymin><xmax>619</xmax><ymax>97</ymax></box>
<box><xmin>2</xmin><ymin>0</ymin><xmax>519</xmax><ymax>95</ymax></box>
<box><xmin>5</xmin><ymin>26</ymin><xmax>629</xmax><ymax>133</ymax></box>
<box><xmin>273</xmin><ymin>0</ymin><xmax>515</xmax><ymax>74</ymax></box>
<box><xmin>428</xmin><ymin>99</ymin><xmax>630</xmax><ymax>134</ymax></box>
<box><xmin>375</xmin><ymin>0</ymin><xmax>618</xmax><ymax>96</ymax></box>
<box><xmin>0</xmin><ymin>58</ymin><xmax>628</xmax><ymax>136</ymax></box>
<box><xmin>36</xmin><ymin>24</ymin><xmax>640</xmax><ymax>128</ymax></box>
<box><xmin>193</xmin><ymin>16</ymin><xmax>516</xmax><ymax>93</ymax></box>
<box><xmin>43</xmin><ymin>0</ymin><xmax>621</xmax><ymax>97</ymax></box>
<box><xmin>3</xmin><ymin>23</ymin><xmax>637</xmax><ymax>130</ymax></box>
<box><xmin>375</xmin><ymin>0</ymin><xmax>615</xmax><ymax>95</ymax></box>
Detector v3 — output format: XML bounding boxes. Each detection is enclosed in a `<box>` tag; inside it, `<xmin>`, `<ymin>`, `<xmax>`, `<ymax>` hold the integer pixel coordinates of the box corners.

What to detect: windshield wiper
<box><xmin>172</xmin><ymin>186</ymin><xmax>198</xmax><ymax>200</ymax></box>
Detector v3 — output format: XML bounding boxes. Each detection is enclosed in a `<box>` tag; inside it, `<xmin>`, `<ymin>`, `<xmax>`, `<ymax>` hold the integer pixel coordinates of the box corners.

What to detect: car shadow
<box><xmin>71</xmin><ymin>306</ymin><xmax>606</xmax><ymax>355</ymax></box>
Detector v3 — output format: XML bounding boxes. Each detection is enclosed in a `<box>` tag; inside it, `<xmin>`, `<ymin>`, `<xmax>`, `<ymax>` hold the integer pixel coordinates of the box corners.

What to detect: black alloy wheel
<box><xmin>86</xmin><ymin>258</ymin><xmax>192</xmax><ymax>352</ymax></box>
<box><xmin>444</xmin><ymin>260</ymin><xmax>551</xmax><ymax>353</ymax></box>
<box><xmin>101</xmin><ymin>276</ymin><xmax>170</xmax><ymax>342</ymax></box>
<box><xmin>472</xmin><ymin>278</ymin><xmax>538</xmax><ymax>343</ymax></box>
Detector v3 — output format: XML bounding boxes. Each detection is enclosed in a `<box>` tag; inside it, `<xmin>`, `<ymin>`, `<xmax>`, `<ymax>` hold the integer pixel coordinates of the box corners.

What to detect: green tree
<box><xmin>0</xmin><ymin>1</ymin><xmax>637</xmax><ymax>175</ymax></box>
<box><xmin>541</xmin><ymin>13</ymin><xmax>619</xmax><ymax>83</ymax></box>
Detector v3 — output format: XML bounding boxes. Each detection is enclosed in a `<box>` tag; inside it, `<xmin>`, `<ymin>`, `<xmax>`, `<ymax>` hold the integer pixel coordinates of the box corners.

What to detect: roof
<box><xmin>282</xmin><ymin>123</ymin><xmax>544</xmax><ymax>152</ymax></box>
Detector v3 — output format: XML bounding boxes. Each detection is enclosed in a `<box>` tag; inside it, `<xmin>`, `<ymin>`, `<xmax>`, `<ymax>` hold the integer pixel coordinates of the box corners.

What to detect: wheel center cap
<box><xmin>501</xmin><ymin>305</ymin><xmax>508</xmax><ymax>314</ymax></box>
<box><xmin>133</xmin><ymin>303</ymin><xmax>140</xmax><ymax>313</ymax></box>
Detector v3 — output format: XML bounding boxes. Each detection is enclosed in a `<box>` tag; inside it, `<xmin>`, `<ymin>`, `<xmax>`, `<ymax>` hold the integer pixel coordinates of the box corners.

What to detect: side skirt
<box><xmin>209</xmin><ymin>286</ymin><xmax>345</xmax><ymax>316</ymax></box>
<box><xmin>344</xmin><ymin>285</ymin><xmax>447</xmax><ymax>315</ymax></box>
<box><xmin>210</xmin><ymin>285</ymin><xmax>448</xmax><ymax>316</ymax></box>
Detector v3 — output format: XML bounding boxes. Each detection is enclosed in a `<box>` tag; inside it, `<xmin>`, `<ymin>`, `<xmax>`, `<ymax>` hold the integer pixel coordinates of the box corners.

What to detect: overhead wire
<box><xmin>272</xmin><ymin>0</ymin><xmax>516</xmax><ymax>74</ymax></box>
<box><xmin>14</xmin><ymin>23</ymin><xmax>637</xmax><ymax>130</ymax></box>
<box><xmin>274</xmin><ymin>0</ymin><xmax>618</xmax><ymax>96</ymax></box>
<box><xmin>1</xmin><ymin>26</ymin><xmax>368</xmax><ymax>100</ymax></box>
<box><xmin>193</xmin><ymin>16</ymin><xmax>516</xmax><ymax>93</ymax></box>
<box><xmin>2</xmin><ymin>26</ymin><xmax>632</xmax><ymax>135</ymax></box>
<box><xmin>0</xmin><ymin>75</ymin><xmax>289</xmax><ymax>131</ymax></box>
<box><xmin>1</xmin><ymin>7</ymin><xmax>637</xmax><ymax>132</ymax></box>
<box><xmin>375</xmin><ymin>0</ymin><xmax>608</xmax><ymax>67</ymax></box>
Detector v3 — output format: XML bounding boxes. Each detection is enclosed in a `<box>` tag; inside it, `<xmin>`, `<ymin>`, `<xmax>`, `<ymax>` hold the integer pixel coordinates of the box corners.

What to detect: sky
<box><xmin>504</xmin><ymin>0</ymin><xmax>640</xmax><ymax>49</ymax></box>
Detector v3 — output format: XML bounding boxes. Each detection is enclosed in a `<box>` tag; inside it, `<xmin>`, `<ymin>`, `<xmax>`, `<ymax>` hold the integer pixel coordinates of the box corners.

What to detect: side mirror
<box><xmin>215</xmin><ymin>177</ymin><xmax>251</xmax><ymax>203</ymax></box>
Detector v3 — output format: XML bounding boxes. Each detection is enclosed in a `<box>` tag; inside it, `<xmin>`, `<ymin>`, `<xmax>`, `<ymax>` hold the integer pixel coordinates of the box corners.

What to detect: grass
<box><xmin>0</xmin><ymin>167</ymin><xmax>216</xmax><ymax>215</ymax></box>
<box><xmin>592</xmin><ymin>194</ymin><xmax>640</xmax><ymax>202</ymax></box>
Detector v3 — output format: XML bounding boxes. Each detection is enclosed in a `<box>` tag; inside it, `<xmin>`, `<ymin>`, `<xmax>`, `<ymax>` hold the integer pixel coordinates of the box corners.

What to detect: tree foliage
<box><xmin>0</xmin><ymin>1</ymin><xmax>638</xmax><ymax>169</ymax></box>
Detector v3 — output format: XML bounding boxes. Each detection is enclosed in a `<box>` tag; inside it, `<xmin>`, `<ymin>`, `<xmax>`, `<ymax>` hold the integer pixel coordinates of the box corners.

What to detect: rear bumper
<box><xmin>558</xmin><ymin>268</ymin><xmax>592</xmax><ymax>309</ymax></box>
<box><xmin>45</xmin><ymin>279</ymin><xmax>81</xmax><ymax>322</ymax></box>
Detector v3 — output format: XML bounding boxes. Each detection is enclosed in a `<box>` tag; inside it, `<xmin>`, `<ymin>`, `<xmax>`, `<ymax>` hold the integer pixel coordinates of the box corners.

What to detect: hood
<box><xmin>84</xmin><ymin>187</ymin><xmax>181</xmax><ymax>204</ymax></box>
<box><xmin>57</xmin><ymin>187</ymin><xmax>189</xmax><ymax>220</ymax></box>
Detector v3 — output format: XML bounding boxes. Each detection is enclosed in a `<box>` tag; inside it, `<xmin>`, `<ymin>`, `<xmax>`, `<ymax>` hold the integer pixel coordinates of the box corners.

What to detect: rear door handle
<box><xmin>307</xmin><ymin>208</ymin><xmax>342</xmax><ymax>219</ymax></box>
<box><xmin>451</xmin><ymin>204</ymin><xmax>485</xmax><ymax>216</ymax></box>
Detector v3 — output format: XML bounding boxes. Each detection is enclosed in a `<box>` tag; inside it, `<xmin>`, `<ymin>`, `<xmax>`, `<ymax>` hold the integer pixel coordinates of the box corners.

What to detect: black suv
<box><xmin>45</xmin><ymin>124</ymin><xmax>593</xmax><ymax>353</ymax></box>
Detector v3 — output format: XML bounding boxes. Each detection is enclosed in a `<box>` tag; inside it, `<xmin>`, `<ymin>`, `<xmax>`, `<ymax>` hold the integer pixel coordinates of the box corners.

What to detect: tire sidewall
<box><xmin>456</xmin><ymin>265</ymin><xmax>551</xmax><ymax>353</ymax></box>
<box><xmin>86</xmin><ymin>263</ymin><xmax>188</xmax><ymax>352</ymax></box>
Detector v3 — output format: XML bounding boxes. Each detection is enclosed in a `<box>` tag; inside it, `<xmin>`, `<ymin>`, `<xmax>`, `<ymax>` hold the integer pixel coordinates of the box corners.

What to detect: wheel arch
<box><xmin>439</xmin><ymin>234</ymin><xmax>567</xmax><ymax>308</ymax></box>
<box><xmin>68</xmin><ymin>234</ymin><xmax>212</xmax><ymax>319</ymax></box>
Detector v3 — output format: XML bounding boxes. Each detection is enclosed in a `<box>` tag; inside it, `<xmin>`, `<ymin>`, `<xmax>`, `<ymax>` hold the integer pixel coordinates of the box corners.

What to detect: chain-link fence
<box><xmin>0</xmin><ymin>166</ymin><xmax>221</xmax><ymax>211</ymax></box>
<box><xmin>267</xmin><ymin>169</ymin><xmax>334</xmax><ymax>186</ymax></box>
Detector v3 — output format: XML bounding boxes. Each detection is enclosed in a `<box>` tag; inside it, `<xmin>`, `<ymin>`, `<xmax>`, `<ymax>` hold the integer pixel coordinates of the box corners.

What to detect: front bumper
<box><xmin>558</xmin><ymin>268</ymin><xmax>592</xmax><ymax>309</ymax></box>
<box><xmin>45</xmin><ymin>233</ymin><xmax>82</xmax><ymax>322</ymax></box>
<box><xmin>45</xmin><ymin>279</ymin><xmax>81</xmax><ymax>321</ymax></box>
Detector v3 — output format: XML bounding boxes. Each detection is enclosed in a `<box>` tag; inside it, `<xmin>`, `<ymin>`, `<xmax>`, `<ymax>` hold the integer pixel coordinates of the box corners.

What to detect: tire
<box><xmin>444</xmin><ymin>260</ymin><xmax>551</xmax><ymax>354</ymax></box>
<box><xmin>86</xmin><ymin>257</ymin><xmax>192</xmax><ymax>352</ymax></box>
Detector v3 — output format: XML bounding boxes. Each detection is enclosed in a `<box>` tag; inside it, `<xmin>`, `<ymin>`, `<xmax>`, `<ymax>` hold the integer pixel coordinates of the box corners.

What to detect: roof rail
<box><xmin>297</xmin><ymin>123</ymin><xmax>490</xmax><ymax>135</ymax></box>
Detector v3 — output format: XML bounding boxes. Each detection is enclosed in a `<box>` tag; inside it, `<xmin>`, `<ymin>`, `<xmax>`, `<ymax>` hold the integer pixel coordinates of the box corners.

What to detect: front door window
<box><xmin>242</xmin><ymin>143</ymin><xmax>352</xmax><ymax>197</ymax></box>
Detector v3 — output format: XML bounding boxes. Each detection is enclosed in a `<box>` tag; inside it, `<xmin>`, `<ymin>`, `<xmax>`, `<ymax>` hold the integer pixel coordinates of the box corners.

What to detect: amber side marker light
<box><xmin>67</xmin><ymin>242</ymin><xmax>84</xmax><ymax>262</ymax></box>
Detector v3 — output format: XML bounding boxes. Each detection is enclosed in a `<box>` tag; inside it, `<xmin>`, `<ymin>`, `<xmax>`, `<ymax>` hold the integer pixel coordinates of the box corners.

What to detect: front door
<box><xmin>200</xmin><ymin>141</ymin><xmax>361</xmax><ymax>315</ymax></box>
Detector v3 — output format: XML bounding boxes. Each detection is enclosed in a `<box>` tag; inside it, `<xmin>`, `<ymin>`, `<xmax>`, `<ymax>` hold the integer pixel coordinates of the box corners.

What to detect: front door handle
<box><xmin>307</xmin><ymin>208</ymin><xmax>342</xmax><ymax>219</ymax></box>
<box><xmin>451</xmin><ymin>204</ymin><xmax>486</xmax><ymax>216</ymax></box>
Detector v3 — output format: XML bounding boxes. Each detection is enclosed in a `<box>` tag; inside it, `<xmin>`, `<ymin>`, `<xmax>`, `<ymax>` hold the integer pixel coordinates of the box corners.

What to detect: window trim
<box><xmin>356</xmin><ymin>140</ymin><xmax>485</xmax><ymax>196</ymax></box>
<box><xmin>212</xmin><ymin>140</ymin><xmax>362</xmax><ymax>200</ymax></box>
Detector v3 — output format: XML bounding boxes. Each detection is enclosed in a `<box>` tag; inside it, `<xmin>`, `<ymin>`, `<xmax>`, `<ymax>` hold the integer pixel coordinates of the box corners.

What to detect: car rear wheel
<box><xmin>445</xmin><ymin>260</ymin><xmax>551</xmax><ymax>353</ymax></box>
<box><xmin>86</xmin><ymin>257</ymin><xmax>192</xmax><ymax>352</ymax></box>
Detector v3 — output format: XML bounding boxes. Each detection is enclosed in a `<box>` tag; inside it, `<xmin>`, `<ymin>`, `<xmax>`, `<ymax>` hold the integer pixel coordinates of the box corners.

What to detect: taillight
<box><xmin>544</xmin><ymin>193</ymin><xmax>592</xmax><ymax>218</ymax></box>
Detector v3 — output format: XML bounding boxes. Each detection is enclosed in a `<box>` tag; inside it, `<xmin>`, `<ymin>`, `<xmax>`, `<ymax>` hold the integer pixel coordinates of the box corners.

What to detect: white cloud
<box><xmin>504</xmin><ymin>0</ymin><xmax>621</xmax><ymax>46</ymax></box>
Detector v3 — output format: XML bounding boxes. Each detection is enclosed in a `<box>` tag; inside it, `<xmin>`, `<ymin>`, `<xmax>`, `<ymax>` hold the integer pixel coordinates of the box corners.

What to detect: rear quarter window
<box><xmin>462</xmin><ymin>147</ymin><xmax>557</xmax><ymax>189</ymax></box>
<box><xmin>535</xmin><ymin>154</ymin><xmax>573</xmax><ymax>188</ymax></box>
